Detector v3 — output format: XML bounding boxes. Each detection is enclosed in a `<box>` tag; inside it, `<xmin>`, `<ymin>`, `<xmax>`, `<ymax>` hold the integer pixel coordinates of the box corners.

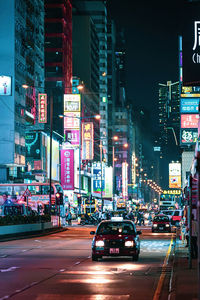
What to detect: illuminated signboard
<box><xmin>47</xmin><ymin>137</ymin><xmax>60</xmax><ymax>181</ymax></box>
<box><xmin>169</xmin><ymin>163</ymin><xmax>181</xmax><ymax>189</ymax></box>
<box><xmin>181</xmin><ymin>129</ymin><xmax>198</xmax><ymax>145</ymax></box>
<box><xmin>181</xmin><ymin>114</ymin><xmax>199</xmax><ymax>128</ymax></box>
<box><xmin>163</xmin><ymin>190</ymin><xmax>182</xmax><ymax>195</ymax></box>
<box><xmin>64</xmin><ymin>112</ymin><xmax>80</xmax><ymax>129</ymax></box>
<box><xmin>182</xmin><ymin>4</ymin><xmax>200</xmax><ymax>86</ymax></box>
<box><xmin>122</xmin><ymin>162</ymin><xmax>128</xmax><ymax>199</ymax></box>
<box><xmin>0</xmin><ymin>76</ymin><xmax>11</xmax><ymax>95</ymax></box>
<box><xmin>92</xmin><ymin>162</ymin><xmax>105</xmax><ymax>197</ymax></box>
<box><xmin>38</xmin><ymin>94</ymin><xmax>47</xmax><ymax>123</ymax></box>
<box><xmin>25</xmin><ymin>132</ymin><xmax>41</xmax><ymax>159</ymax></box>
<box><xmin>82</xmin><ymin>122</ymin><xmax>94</xmax><ymax>160</ymax></box>
<box><xmin>65</xmin><ymin>129</ymin><xmax>79</xmax><ymax>145</ymax></box>
<box><xmin>104</xmin><ymin>167</ymin><xmax>113</xmax><ymax>198</ymax></box>
<box><xmin>61</xmin><ymin>149</ymin><xmax>74</xmax><ymax>190</ymax></box>
<box><xmin>64</xmin><ymin>94</ymin><xmax>81</xmax><ymax>112</ymax></box>
<box><xmin>180</xmin><ymin>98</ymin><xmax>199</xmax><ymax>113</ymax></box>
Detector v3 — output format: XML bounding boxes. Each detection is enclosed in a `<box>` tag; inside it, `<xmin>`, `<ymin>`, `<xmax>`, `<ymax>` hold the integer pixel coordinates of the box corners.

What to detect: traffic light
<box><xmin>77</xmin><ymin>194</ymin><xmax>82</xmax><ymax>205</ymax></box>
<box><xmin>56</xmin><ymin>192</ymin><xmax>63</xmax><ymax>205</ymax></box>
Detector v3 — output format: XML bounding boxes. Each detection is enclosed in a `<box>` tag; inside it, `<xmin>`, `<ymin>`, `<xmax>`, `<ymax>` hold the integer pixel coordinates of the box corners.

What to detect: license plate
<box><xmin>159</xmin><ymin>227</ymin><xmax>163</xmax><ymax>230</ymax></box>
<box><xmin>109</xmin><ymin>248</ymin><xmax>119</xmax><ymax>254</ymax></box>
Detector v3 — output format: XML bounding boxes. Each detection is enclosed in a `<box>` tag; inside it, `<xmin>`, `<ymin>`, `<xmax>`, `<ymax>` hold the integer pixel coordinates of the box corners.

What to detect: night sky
<box><xmin>108</xmin><ymin>0</ymin><xmax>195</xmax><ymax>121</ymax></box>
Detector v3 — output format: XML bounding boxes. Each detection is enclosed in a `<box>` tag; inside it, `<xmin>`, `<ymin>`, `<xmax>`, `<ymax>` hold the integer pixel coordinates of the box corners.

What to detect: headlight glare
<box><xmin>95</xmin><ymin>240</ymin><xmax>104</xmax><ymax>247</ymax></box>
<box><xmin>166</xmin><ymin>224</ymin><xmax>170</xmax><ymax>227</ymax></box>
<box><xmin>153</xmin><ymin>224</ymin><xmax>157</xmax><ymax>227</ymax></box>
<box><xmin>125</xmin><ymin>240</ymin><xmax>134</xmax><ymax>247</ymax></box>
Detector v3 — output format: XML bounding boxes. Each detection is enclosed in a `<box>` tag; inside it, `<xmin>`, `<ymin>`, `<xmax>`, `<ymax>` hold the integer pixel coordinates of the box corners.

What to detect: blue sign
<box><xmin>92</xmin><ymin>162</ymin><xmax>105</xmax><ymax>196</ymax></box>
<box><xmin>180</xmin><ymin>98</ymin><xmax>199</xmax><ymax>113</ymax></box>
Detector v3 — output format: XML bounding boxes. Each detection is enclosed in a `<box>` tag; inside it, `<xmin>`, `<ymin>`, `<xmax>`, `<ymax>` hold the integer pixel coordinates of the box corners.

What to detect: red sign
<box><xmin>181</xmin><ymin>114</ymin><xmax>199</xmax><ymax>128</ymax></box>
<box><xmin>61</xmin><ymin>149</ymin><xmax>74</xmax><ymax>190</ymax></box>
<box><xmin>38</xmin><ymin>94</ymin><xmax>47</xmax><ymax>123</ymax></box>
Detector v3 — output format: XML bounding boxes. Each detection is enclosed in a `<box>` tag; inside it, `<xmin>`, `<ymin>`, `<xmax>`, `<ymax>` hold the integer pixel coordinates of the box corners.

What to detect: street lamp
<box><xmin>59</xmin><ymin>113</ymin><xmax>100</xmax><ymax>213</ymax></box>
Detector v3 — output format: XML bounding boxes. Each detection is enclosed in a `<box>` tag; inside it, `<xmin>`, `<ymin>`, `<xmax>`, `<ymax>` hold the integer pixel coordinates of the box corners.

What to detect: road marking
<box><xmin>75</xmin><ymin>261</ymin><xmax>81</xmax><ymax>265</ymax></box>
<box><xmin>153</xmin><ymin>237</ymin><xmax>173</xmax><ymax>300</ymax></box>
<box><xmin>0</xmin><ymin>266</ymin><xmax>20</xmax><ymax>273</ymax></box>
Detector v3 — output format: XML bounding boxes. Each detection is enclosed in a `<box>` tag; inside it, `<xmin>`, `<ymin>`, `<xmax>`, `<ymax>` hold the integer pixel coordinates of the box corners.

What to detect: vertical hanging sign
<box><xmin>38</xmin><ymin>93</ymin><xmax>47</xmax><ymax>123</ymax></box>
<box><xmin>82</xmin><ymin>122</ymin><xmax>94</xmax><ymax>160</ymax></box>
<box><xmin>61</xmin><ymin>149</ymin><xmax>74</xmax><ymax>190</ymax></box>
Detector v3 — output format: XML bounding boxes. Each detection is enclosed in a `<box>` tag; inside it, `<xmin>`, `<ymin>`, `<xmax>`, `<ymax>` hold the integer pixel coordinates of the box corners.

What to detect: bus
<box><xmin>0</xmin><ymin>182</ymin><xmax>68</xmax><ymax>215</ymax></box>
<box><xmin>159</xmin><ymin>190</ymin><xmax>181</xmax><ymax>211</ymax></box>
<box><xmin>83</xmin><ymin>198</ymin><xmax>99</xmax><ymax>215</ymax></box>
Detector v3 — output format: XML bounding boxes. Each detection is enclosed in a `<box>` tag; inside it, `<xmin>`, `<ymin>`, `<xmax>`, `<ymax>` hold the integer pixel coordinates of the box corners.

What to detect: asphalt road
<box><xmin>0</xmin><ymin>226</ymin><xmax>175</xmax><ymax>300</ymax></box>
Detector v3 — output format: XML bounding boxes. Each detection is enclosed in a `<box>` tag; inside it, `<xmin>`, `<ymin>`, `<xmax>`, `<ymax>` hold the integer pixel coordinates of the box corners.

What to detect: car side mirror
<box><xmin>90</xmin><ymin>231</ymin><xmax>95</xmax><ymax>235</ymax></box>
<box><xmin>137</xmin><ymin>230</ymin><xmax>142</xmax><ymax>235</ymax></box>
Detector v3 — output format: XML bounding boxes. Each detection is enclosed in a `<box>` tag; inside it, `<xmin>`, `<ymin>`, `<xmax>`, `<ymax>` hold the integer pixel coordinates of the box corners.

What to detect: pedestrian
<box><xmin>66</xmin><ymin>210</ymin><xmax>72</xmax><ymax>225</ymax></box>
<box><xmin>191</xmin><ymin>214</ymin><xmax>198</xmax><ymax>259</ymax></box>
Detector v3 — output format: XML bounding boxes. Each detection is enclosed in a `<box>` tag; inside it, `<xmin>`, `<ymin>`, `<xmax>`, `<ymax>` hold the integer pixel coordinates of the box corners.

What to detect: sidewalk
<box><xmin>169</xmin><ymin>239</ymin><xmax>198</xmax><ymax>300</ymax></box>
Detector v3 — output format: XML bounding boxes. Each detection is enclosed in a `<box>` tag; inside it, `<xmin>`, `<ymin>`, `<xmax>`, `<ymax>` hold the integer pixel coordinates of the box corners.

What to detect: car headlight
<box><xmin>166</xmin><ymin>224</ymin><xmax>170</xmax><ymax>227</ymax></box>
<box><xmin>125</xmin><ymin>240</ymin><xmax>134</xmax><ymax>247</ymax></box>
<box><xmin>153</xmin><ymin>224</ymin><xmax>157</xmax><ymax>227</ymax></box>
<box><xmin>95</xmin><ymin>240</ymin><xmax>104</xmax><ymax>247</ymax></box>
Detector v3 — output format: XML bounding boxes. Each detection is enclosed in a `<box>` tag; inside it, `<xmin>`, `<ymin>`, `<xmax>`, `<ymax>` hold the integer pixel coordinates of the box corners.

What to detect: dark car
<box><xmin>152</xmin><ymin>214</ymin><xmax>171</xmax><ymax>233</ymax></box>
<box><xmin>90</xmin><ymin>218</ymin><xmax>141</xmax><ymax>261</ymax></box>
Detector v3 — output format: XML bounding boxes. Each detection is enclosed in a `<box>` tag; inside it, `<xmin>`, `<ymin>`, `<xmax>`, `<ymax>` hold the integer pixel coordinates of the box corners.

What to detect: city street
<box><xmin>0</xmin><ymin>226</ymin><xmax>175</xmax><ymax>300</ymax></box>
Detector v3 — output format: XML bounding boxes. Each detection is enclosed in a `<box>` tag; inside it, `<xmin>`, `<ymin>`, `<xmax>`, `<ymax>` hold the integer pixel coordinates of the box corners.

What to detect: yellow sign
<box><xmin>163</xmin><ymin>189</ymin><xmax>181</xmax><ymax>195</ymax></box>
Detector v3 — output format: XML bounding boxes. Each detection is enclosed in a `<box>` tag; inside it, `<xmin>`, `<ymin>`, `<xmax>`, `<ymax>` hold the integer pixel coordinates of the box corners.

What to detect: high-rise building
<box><xmin>158</xmin><ymin>81</ymin><xmax>181</xmax><ymax>188</ymax></box>
<box><xmin>45</xmin><ymin>0</ymin><xmax>72</xmax><ymax>134</ymax></box>
<box><xmin>0</xmin><ymin>0</ymin><xmax>45</xmax><ymax>182</ymax></box>
<box><xmin>72</xmin><ymin>0</ymin><xmax>108</xmax><ymax>162</ymax></box>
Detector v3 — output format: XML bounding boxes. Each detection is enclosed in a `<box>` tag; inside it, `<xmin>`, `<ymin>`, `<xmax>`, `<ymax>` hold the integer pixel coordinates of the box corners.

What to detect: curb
<box><xmin>168</xmin><ymin>234</ymin><xmax>178</xmax><ymax>300</ymax></box>
<box><xmin>0</xmin><ymin>227</ymin><xmax>68</xmax><ymax>242</ymax></box>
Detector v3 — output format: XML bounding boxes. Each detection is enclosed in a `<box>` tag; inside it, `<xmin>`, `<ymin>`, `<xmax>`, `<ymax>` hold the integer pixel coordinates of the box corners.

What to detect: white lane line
<box><xmin>0</xmin><ymin>296</ymin><xmax>10</xmax><ymax>300</ymax></box>
<box><xmin>75</xmin><ymin>261</ymin><xmax>80</xmax><ymax>265</ymax></box>
<box><xmin>59</xmin><ymin>269</ymin><xmax>66</xmax><ymax>272</ymax></box>
<box><xmin>0</xmin><ymin>266</ymin><xmax>20</xmax><ymax>273</ymax></box>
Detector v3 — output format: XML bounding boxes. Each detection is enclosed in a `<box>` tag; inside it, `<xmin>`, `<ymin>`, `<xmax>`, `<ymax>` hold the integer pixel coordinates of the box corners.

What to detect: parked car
<box><xmin>90</xmin><ymin>218</ymin><xmax>141</xmax><ymax>261</ymax></box>
<box><xmin>152</xmin><ymin>214</ymin><xmax>171</xmax><ymax>233</ymax></box>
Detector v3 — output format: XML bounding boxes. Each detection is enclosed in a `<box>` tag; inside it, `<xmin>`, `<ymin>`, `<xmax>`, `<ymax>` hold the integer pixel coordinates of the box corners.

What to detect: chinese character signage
<box><xmin>169</xmin><ymin>163</ymin><xmax>181</xmax><ymax>189</ymax></box>
<box><xmin>182</xmin><ymin>2</ymin><xmax>200</xmax><ymax>86</ymax></box>
<box><xmin>181</xmin><ymin>114</ymin><xmax>199</xmax><ymax>128</ymax></box>
<box><xmin>181</xmin><ymin>129</ymin><xmax>198</xmax><ymax>145</ymax></box>
<box><xmin>38</xmin><ymin>94</ymin><xmax>47</xmax><ymax>123</ymax></box>
<box><xmin>82</xmin><ymin>122</ymin><xmax>94</xmax><ymax>160</ymax></box>
<box><xmin>92</xmin><ymin>162</ymin><xmax>105</xmax><ymax>197</ymax></box>
<box><xmin>180</xmin><ymin>98</ymin><xmax>199</xmax><ymax>113</ymax></box>
<box><xmin>61</xmin><ymin>149</ymin><xmax>74</xmax><ymax>190</ymax></box>
<box><xmin>65</xmin><ymin>129</ymin><xmax>79</xmax><ymax>145</ymax></box>
<box><xmin>64</xmin><ymin>112</ymin><xmax>80</xmax><ymax>129</ymax></box>
<box><xmin>0</xmin><ymin>76</ymin><xmax>11</xmax><ymax>95</ymax></box>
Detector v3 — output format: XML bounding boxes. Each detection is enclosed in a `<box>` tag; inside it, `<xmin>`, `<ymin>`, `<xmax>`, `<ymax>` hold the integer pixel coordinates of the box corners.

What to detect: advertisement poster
<box><xmin>65</xmin><ymin>129</ymin><xmax>79</xmax><ymax>145</ymax></box>
<box><xmin>61</xmin><ymin>149</ymin><xmax>74</xmax><ymax>190</ymax></box>
<box><xmin>25</xmin><ymin>132</ymin><xmax>41</xmax><ymax>159</ymax></box>
<box><xmin>104</xmin><ymin>167</ymin><xmax>113</xmax><ymax>198</ymax></box>
<box><xmin>0</xmin><ymin>75</ymin><xmax>11</xmax><ymax>95</ymax></box>
<box><xmin>47</xmin><ymin>137</ymin><xmax>60</xmax><ymax>181</ymax></box>
<box><xmin>181</xmin><ymin>129</ymin><xmax>198</xmax><ymax>145</ymax></box>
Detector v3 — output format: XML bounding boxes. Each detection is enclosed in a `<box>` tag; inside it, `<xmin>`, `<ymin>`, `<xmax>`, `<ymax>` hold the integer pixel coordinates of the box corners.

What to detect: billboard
<box><xmin>64</xmin><ymin>94</ymin><xmax>81</xmax><ymax>112</ymax></box>
<box><xmin>182</xmin><ymin>3</ymin><xmax>200</xmax><ymax>86</ymax></box>
<box><xmin>47</xmin><ymin>137</ymin><xmax>60</xmax><ymax>181</ymax></box>
<box><xmin>82</xmin><ymin>122</ymin><xmax>94</xmax><ymax>160</ymax></box>
<box><xmin>181</xmin><ymin>129</ymin><xmax>198</xmax><ymax>145</ymax></box>
<box><xmin>181</xmin><ymin>114</ymin><xmax>199</xmax><ymax>128</ymax></box>
<box><xmin>25</xmin><ymin>132</ymin><xmax>41</xmax><ymax>159</ymax></box>
<box><xmin>65</xmin><ymin>129</ymin><xmax>79</xmax><ymax>145</ymax></box>
<box><xmin>169</xmin><ymin>163</ymin><xmax>181</xmax><ymax>189</ymax></box>
<box><xmin>0</xmin><ymin>75</ymin><xmax>11</xmax><ymax>95</ymax></box>
<box><xmin>38</xmin><ymin>94</ymin><xmax>47</xmax><ymax>123</ymax></box>
<box><xmin>122</xmin><ymin>162</ymin><xmax>128</xmax><ymax>199</ymax></box>
<box><xmin>61</xmin><ymin>149</ymin><xmax>74</xmax><ymax>190</ymax></box>
<box><xmin>104</xmin><ymin>167</ymin><xmax>113</xmax><ymax>198</ymax></box>
<box><xmin>92</xmin><ymin>162</ymin><xmax>105</xmax><ymax>197</ymax></box>
<box><xmin>180</xmin><ymin>98</ymin><xmax>199</xmax><ymax>113</ymax></box>
<box><xmin>64</xmin><ymin>112</ymin><xmax>80</xmax><ymax>129</ymax></box>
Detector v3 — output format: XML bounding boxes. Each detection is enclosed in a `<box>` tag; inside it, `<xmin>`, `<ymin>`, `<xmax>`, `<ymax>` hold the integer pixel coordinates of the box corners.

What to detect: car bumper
<box><xmin>92</xmin><ymin>247</ymin><xmax>138</xmax><ymax>257</ymax></box>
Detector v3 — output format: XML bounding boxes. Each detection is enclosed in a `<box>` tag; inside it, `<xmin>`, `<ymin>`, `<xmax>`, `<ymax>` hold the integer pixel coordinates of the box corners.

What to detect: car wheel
<box><xmin>92</xmin><ymin>255</ymin><xmax>100</xmax><ymax>261</ymax></box>
<box><xmin>132</xmin><ymin>253</ymin><xmax>139</xmax><ymax>261</ymax></box>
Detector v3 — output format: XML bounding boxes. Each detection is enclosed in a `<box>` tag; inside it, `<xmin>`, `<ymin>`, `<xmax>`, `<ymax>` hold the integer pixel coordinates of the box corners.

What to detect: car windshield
<box><xmin>162</xmin><ymin>211</ymin><xmax>174</xmax><ymax>216</ymax></box>
<box><xmin>97</xmin><ymin>222</ymin><xmax>136</xmax><ymax>235</ymax></box>
<box><xmin>154</xmin><ymin>216</ymin><xmax>169</xmax><ymax>222</ymax></box>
